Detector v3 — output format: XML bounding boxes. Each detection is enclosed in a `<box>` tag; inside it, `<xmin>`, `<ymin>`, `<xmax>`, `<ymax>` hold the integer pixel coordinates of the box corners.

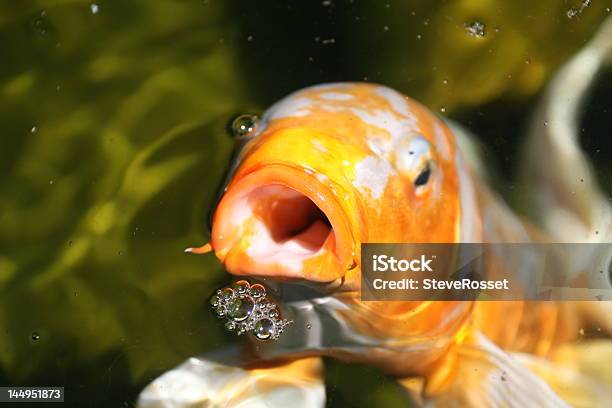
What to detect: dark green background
<box><xmin>0</xmin><ymin>1</ymin><xmax>610</xmax><ymax>406</ymax></box>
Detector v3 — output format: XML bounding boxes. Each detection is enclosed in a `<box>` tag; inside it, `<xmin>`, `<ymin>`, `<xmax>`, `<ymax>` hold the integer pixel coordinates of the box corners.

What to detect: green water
<box><xmin>0</xmin><ymin>1</ymin><xmax>610</xmax><ymax>406</ymax></box>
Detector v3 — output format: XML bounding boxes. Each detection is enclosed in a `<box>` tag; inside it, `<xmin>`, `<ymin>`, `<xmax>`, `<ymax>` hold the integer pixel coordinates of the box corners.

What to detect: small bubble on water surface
<box><xmin>440</xmin><ymin>106</ymin><xmax>446</xmax><ymax>113</ymax></box>
<box><xmin>306</xmin><ymin>323</ymin><xmax>312</xmax><ymax>330</ymax></box>
<box><xmin>31</xmin><ymin>126</ymin><xmax>38</xmax><ymax>133</ymax></box>
<box><xmin>383</xmin><ymin>25</ymin><xmax>389</xmax><ymax>32</ymax></box>
<box><xmin>322</xmin><ymin>0</ymin><xmax>332</xmax><ymax>7</ymax></box>
<box><xmin>247</xmin><ymin>35</ymin><xmax>253</xmax><ymax>42</ymax></box>
<box><xmin>416</xmin><ymin>34</ymin><xmax>422</xmax><ymax>40</ymax></box>
<box><xmin>231</xmin><ymin>114</ymin><xmax>259</xmax><ymax>139</ymax></box>
<box><xmin>464</xmin><ymin>21</ymin><xmax>486</xmax><ymax>37</ymax></box>
<box><xmin>90</xmin><ymin>4</ymin><xmax>99</xmax><ymax>14</ymax></box>
<box><xmin>31</xmin><ymin>332</ymin><xmax>40</xmax><ymax>341</ymax></box>
<box><xmin>49</xmin><ymin>180</ymin><xmax>54</xmax><ymax>185</ymax></box>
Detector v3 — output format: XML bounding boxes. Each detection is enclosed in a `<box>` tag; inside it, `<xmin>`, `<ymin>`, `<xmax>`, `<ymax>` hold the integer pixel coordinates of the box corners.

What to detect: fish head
<box><xmin>209</xmin><ymin>83</ymin><xmax>462</xmax><ymax>290</ymax></box>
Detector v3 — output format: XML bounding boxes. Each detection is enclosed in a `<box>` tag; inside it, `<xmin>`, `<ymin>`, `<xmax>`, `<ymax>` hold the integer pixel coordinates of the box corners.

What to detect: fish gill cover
<box><xmin>0</xmin><ymin>1</ymin><xmax>610</xmax><ymax>407</ymax></box>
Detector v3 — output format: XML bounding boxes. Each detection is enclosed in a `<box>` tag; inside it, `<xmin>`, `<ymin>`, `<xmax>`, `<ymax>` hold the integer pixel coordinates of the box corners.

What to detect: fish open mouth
<box><xmin>210</xmin><ymin>165</ymin><xmax>353</xmax><ymax>282</ymax></box>
<box><xmin>248</xmin><ymin>185</ymin><xmax>333</xmax><ymax>256</ymax></box>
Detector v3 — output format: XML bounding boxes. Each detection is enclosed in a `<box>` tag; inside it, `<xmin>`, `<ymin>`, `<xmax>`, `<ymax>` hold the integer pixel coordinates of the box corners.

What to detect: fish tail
<box><xmin>520</xmin><ymin>17</ymin><xmax>612</xmax><ymax>339</ymax></box>
<box><xmin>138</xmin><ymin>351</ymin><xmax>325</xmax><ymax>408</ymax></box>
<box><xmin>520</xmin><ymin>15</ymin><xmax>612</xmax><ymax>243</ymax></box>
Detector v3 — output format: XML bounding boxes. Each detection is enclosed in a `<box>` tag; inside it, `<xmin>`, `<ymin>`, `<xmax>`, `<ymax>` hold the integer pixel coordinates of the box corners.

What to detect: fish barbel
<box><xmin>139</xmin><ymin>16</ymin><xmax>612</xmax><ymax>408</ymax></box>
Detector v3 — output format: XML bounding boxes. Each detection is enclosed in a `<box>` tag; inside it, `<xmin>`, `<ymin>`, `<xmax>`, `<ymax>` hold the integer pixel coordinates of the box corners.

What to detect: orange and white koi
<box><xmin>139</xmin><ymin>17</ymin><xmax>612</xmax><ymax>408</ymax></box>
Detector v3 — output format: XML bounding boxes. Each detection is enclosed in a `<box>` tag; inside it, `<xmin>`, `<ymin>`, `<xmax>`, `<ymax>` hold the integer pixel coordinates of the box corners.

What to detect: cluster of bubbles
<box><xmin>210</xmin><ymin>280</ymin><xmax>292</xmax><ymax>341</ymax></box>
<box><xmin>464</xmin><ymin>21</ymin><xmax>486</xmax><ymax>38</ymax></box>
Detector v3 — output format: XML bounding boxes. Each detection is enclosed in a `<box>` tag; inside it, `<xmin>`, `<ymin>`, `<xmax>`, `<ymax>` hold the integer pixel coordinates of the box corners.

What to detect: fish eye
<box><xmin>414</xmin><ymin>162</ymin><xmax>432</xmax><ymax>187</ymax></box>
<box><xmin>231</xmin><ymin>114</ymin><xmax>260</xmax><ymax>139</ymax></box>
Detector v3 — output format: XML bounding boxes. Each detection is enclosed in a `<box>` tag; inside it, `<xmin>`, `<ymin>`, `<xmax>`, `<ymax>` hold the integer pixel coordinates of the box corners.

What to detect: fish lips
<box><xmin>209</xmin><ymin>163</ymin><xmax>357</xmax><ymax>285</ymax></box>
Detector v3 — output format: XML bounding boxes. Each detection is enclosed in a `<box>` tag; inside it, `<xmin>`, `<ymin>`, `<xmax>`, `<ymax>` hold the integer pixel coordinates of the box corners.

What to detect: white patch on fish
<box><xmin>350</xmin><ymin>107</ymin><xmax>419</xmax><ymax>150</ymax></box>
<box><xmin>320</xmin><ymin>92</ymin><xmax>354</xmax><ymax>101</ymax></box>
<box><xmin>352</xmin><ymin>156</ymin><xmax>393</xmax><ymax>199</ymax></box>
<box><xmin>375</xmin><ymin>86</ymin><xmax>412</xmax><ymax>117</ymax></box>
<box><xmin>433</xmin><ymin>122</ymin><xmax>451</xmax><ymax>161</ymax></box>
<box><xmin>455</xmin><ymin>151</ymin><xmax>480</xmax><ymax>242</ymax></box>
<box><xmin>312</xmin><ymin>139</ymin><xmax>329</xmax><ymax>152</ymax></box>
<box><xmin>315</xmin><ymin>173</ymin><xmax>328</xmax><ymax>183</ymax></box>
<box><xmin>267</xmin><ymin>97</ymin><xmax>313</xmax><ymax>120</ymax></box>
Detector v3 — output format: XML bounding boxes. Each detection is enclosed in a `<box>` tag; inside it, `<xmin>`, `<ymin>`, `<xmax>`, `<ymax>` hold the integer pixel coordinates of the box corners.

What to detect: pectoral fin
<box><xmin>402</xmin><ymin>331</ymin><xmax>570</xmax><ymax>407</ymax></box>
<box><xmin>137</xmin><ymin>348</ymin><xmax>324</xmax><ymax>408</ymax></box>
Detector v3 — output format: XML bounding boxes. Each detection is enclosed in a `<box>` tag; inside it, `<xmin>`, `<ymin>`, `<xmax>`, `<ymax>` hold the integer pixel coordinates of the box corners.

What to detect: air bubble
<box><xmin>232</xmin><ymin>280</ymin><xmax>250</xmax><ymax>294</ymax></box>
<box><xmin>231</xmin><ymin>115</ymin><xmax>259</xmax><ymax>139</ymax></box>
<box><xmin>249</xmin><ymin>283</ymin><xmax>266</xmax><ymax>298</ymax></box>
<box><xmin>464</xmin><ymin>21</ymin><xmax>486</xmax><ymax>38</ymax></box>
<box><xmin>228</xmin><ymin>297</ymin><xmax>254</xmax><ymax>322</ymax></box>
<box><xmin>209</xmin><ymin>295</ymin><xmax>219</xmax><ymax>307</ymax></box>
<box><xmin>254</xmin><ymin>318</ymin><xmax>274</xmax><ymax>340</ymax></box>
<box><xmin>217</xmin><ymin>288</ymin><xmax>234</xmax><ymax>300</ymax></box>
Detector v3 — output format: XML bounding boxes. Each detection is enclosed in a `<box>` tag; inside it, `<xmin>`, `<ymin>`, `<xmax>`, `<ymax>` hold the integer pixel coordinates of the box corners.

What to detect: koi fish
<box><xmin>138</xmin><ymin>16</ymin><xmax>612</xmax><ymax>408</ymax></box>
